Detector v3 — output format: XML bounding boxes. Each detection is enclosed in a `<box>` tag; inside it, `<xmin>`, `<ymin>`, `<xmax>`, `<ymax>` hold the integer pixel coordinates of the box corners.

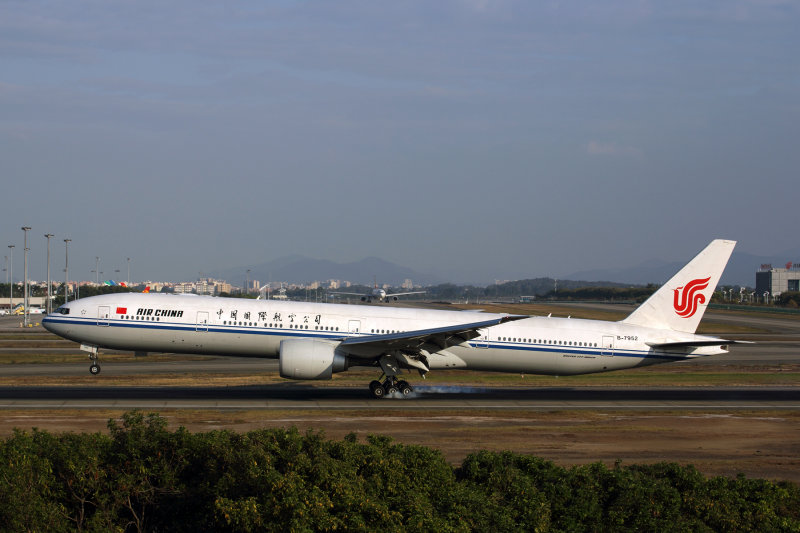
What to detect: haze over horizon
<box><xmin>2</xmin><ymin>1</ymin><xmax>798</xmax><ymax>284</ymax></box>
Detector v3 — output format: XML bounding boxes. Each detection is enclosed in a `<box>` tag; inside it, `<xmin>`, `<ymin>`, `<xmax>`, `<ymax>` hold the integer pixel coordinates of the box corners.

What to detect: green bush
<box><xmin>0</xmin><ymin>412</ymin><xmax>797</xmax><ymax>532</ymax></box>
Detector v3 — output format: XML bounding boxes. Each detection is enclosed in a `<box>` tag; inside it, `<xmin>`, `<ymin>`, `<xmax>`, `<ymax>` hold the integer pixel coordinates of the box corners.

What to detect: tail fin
<box><xmin>621</xmin><ymin>239</ymin><xmax>735</xmax><ymax>333</ymax></box>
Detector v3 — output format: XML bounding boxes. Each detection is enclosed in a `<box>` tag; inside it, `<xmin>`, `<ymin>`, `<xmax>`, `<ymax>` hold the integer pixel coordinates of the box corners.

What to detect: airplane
<box><xmin>43</xmin><ymin>240</ymin><xmax>743</xmax><ymax>399</ymax></box>
<box><xmin>330</xmin><ymin>282</ymin><xmax>426</xmax><ymax>303</ymax></box>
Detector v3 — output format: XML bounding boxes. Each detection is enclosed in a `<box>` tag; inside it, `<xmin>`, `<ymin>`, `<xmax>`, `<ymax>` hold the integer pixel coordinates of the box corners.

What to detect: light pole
<box><xmin>63</xmin><ymin>239</ymin><xmax>71</xmax><ymax>303</ymax></box>
<box><xmin>7</xmin><ymin>245</ymin><xmax>13</xmax><ymax>313</ymax></box>
<box><xmin>44</xmin><ymin>233</ymin><xmax>54</xmax><ymax>314</ymax></box>
<box><xmin>127</xmin><ymin>257</ymin><xmax>130</xmax><ymax>287</ymax></box>
<box><xmin>95</xmin><ymin>257</ymin><xmax>100</xmax><ymax>285</ymax></box>
<box><xmin>21</xmin><ymin>226</ymin><xmax>30</xmax><ymax>327</ymax></box>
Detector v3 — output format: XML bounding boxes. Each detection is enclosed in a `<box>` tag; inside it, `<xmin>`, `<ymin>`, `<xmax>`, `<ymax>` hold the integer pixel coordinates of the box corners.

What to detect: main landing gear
<box><xmin>369</xmin><ymin>377</ymin><xmax>413</xmax><ymax>399</ymax></box>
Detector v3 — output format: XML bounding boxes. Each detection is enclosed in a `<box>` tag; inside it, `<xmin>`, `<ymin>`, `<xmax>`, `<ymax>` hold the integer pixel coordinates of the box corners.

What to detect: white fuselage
<box><xmin>43</xmin><ymin>293</ymin><xmax>727</xmax><ymax>376</ymax></box>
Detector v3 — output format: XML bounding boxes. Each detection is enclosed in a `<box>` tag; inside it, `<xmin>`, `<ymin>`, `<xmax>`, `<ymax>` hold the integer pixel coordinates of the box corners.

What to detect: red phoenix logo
<box><xmin>673</xmin><ymin>277</ymin><xmax>710</xmax><ymax>318</ymax></box>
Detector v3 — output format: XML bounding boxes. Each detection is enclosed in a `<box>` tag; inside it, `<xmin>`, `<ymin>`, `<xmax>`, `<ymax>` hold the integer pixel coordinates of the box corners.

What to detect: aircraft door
<box><xmin>98</xmin><ymin>306</ymin><xmax>110</xmax><ymax>327</ymax></box>
<box><xmin>474</xmin><ymin>328</ymin><xmax>489</xmax><ymax>349</ymax></box>
<box><xmin>348</xmin><ymin>320</ymin><xmax>361</xmax><ymax>334</ymax></box>
<box><xmin>196</xmin><ymin>311</ymin><xmax>209</xmax><ymax>332</ymax></box>
<box><xmin>601</xmin><ymin>335</ymin><xmax>614</xmax><ymax>357</ymax></box>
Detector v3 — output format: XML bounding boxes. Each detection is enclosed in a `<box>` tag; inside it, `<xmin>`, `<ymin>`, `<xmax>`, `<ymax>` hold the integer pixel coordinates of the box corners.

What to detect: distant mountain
<box><xmin>210</xmin><ymin>255</ymin><xmax>439</xmax><ymax>287</ymax></box>
<box><xmin>565</xmin><ymin>249</ymin><xmax>800</xmax><ymax>288</ymax></box>
<box><xmin>211</xmin><ymin>246</ymin><xmax>799</xmax><ymax>290</ymax></box>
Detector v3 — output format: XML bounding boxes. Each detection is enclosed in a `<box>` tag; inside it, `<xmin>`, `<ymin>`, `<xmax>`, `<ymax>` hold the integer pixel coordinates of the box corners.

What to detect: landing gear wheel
<box><xmin>89</xmin><ymin>364</ymin><xmax>101</xmax><ymax>375</ymax></box>
<box><xmin>371</xmin><ymin>383</ymin><xmax>385</xmax><ymax>399</ymax></box>
<box><xmin>384</xmin><ymin>382</ymin><xmax>399</xmax><ymax>396</ymax></box>
<box><xmin>398</xmin><ymin>381</ymin><xmax>413</xmax><ymax>396</ymax></box>
<box><xmin>369</xmin><ymin>380</ymin><xmax>382</xmax><ymax>395</ymax></box>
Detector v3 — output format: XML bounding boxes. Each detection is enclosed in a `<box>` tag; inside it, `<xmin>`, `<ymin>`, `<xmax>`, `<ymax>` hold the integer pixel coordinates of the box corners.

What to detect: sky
<box><xmin>1</xmin><ymin>0</ymin><xmax>799</xmax><ymax>285</ymax></box>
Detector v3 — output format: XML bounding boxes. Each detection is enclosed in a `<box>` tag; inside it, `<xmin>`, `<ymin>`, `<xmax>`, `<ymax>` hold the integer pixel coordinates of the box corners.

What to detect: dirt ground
<box><xmin>2</xmin><ymin>409</ymin><xmax>798</xmax><ymax>484</ymax></box>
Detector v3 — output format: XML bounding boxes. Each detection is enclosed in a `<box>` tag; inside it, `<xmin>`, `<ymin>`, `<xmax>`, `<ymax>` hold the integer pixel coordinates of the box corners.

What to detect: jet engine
<box><xmin>279</xmin><ymin>339</ymin><xmax>349</xmax><ymax>380</ymax></box>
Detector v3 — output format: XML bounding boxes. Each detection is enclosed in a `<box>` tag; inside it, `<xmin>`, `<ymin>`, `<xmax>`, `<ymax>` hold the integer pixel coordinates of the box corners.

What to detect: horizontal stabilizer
<box><xmin>646</xmin><ymin>339</ymin><xmax>753</xmax><ymax>349</ymax></box>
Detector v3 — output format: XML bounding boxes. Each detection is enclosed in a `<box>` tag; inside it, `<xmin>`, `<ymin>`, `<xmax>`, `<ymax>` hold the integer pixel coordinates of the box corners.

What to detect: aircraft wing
<box><xmin>337</xmin><ymin>315</ymin><xmax>527</xmax><ymax>359</ymax></box>
<box><xmin>386</xmin><ymin>291</ymin><xmax>426</xmax><ymax>297</ymax></box>
<box><xmin>329</xmin><ymin>292</ymin><xmax>367</xmax><ymax>297</ymax></box>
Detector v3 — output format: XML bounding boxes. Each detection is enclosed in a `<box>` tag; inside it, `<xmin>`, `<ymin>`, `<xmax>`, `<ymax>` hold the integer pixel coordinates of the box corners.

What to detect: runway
<box><xmin>1</xmin><ymin>336</ymin><xmax>797</xmax><ymax>377</ymax></box>
<box><xmin>1</xmin><ymin>309</ymin><xmax>798</xmax><ymax>411</ymax></box>
<box><xmin>0</xmin><ymin>384</ymin><xmax>798</xmax><ymax>411</ymax></box>
<box><xmin>0</xmin><ymin>357</ymin><xmax>280</xmax><ymax>376</ymax></box>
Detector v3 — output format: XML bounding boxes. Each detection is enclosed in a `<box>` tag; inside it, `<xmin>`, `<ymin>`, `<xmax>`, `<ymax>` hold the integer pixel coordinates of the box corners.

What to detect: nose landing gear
<box><xmin>81</xmin><ymin>344</ymin><xmax>101</xmax><ymax>375</ymax></box>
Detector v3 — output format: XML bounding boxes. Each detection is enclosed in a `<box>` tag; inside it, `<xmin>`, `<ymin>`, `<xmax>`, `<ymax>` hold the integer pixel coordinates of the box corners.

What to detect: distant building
<box><xmin>402</xmin><ymin>279</ymin><xmax>413</xmax><ymax>290</ymax></box>
<box><xmin>756</xmin><ymin>263</ymin><xmax>800</xmax><ymax>296</ymax></box>
<box><xmin>174</xmin><ymin>282</ymin><xmax>194</xmax><ymax>294</ymax></box>
<box><xmin>196</xmin><ymin>280</ymin><xmax>216</xmax><ymax>295</ymax></box>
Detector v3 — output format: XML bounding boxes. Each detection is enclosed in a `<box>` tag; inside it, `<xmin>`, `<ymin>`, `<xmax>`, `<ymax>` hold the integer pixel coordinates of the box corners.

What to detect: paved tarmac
<box><xmin>0</xmin><ymin>383</ymin><xmax>800</xmax><ymax>412</ymax></box>
<box><xmin>0</xmin><ymin>336</ymin><xmax>796</xmax><ymax>377</ymax></box>
<box><xmin>0</xmin><ymin>384</ymin><xmax>797</xmax><ymax>410</ymax></box>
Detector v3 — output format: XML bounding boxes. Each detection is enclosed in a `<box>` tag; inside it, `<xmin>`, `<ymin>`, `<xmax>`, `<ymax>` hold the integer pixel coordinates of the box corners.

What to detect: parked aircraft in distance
<box><xmin>43</xmin><ymin>240</ymin><xmax>742</xmax><ymax>398</ymax></box>
<box><xmin>11</xmin><ymin>305</ymin><xmax>44</xmax><ymax>315</ymax></box>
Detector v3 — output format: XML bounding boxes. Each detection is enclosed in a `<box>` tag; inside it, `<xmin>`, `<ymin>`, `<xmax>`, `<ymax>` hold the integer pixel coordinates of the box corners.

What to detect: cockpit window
<box><xmin>54</xmin><ymin>306</ymin><xmax>70</xmax><ymax>315</ymax></box>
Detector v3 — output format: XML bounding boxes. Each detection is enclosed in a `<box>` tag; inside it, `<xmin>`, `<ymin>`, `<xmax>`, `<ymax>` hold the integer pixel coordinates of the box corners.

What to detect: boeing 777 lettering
<box><xmin>43</xmin><ymin>240</ymin><xmax>742</xmax><ymax>398</ymax></box>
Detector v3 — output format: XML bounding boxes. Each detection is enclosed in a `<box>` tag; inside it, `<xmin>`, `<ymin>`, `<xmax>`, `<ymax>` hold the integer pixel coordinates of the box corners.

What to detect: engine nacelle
<box><xmin>279</xmin><ymin>339</ymin><xmax>348</xmax><ymax>380</ymax></box>
<box><xmin>391</xmin><ymin>296</ymin><xmax>398</xmax><ymax>301</ymax></box>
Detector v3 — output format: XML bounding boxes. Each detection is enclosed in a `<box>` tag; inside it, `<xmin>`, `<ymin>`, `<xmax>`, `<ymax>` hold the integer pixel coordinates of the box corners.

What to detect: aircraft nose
<box><xmin>42</xmin><ymin>308</ymin><xmax>70</xmax><ymax>336</ymax></box>
<box><xmin>42</xmin><ymin>315</ymin><xmax>57</xmax><ymax>334</ymax></box>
